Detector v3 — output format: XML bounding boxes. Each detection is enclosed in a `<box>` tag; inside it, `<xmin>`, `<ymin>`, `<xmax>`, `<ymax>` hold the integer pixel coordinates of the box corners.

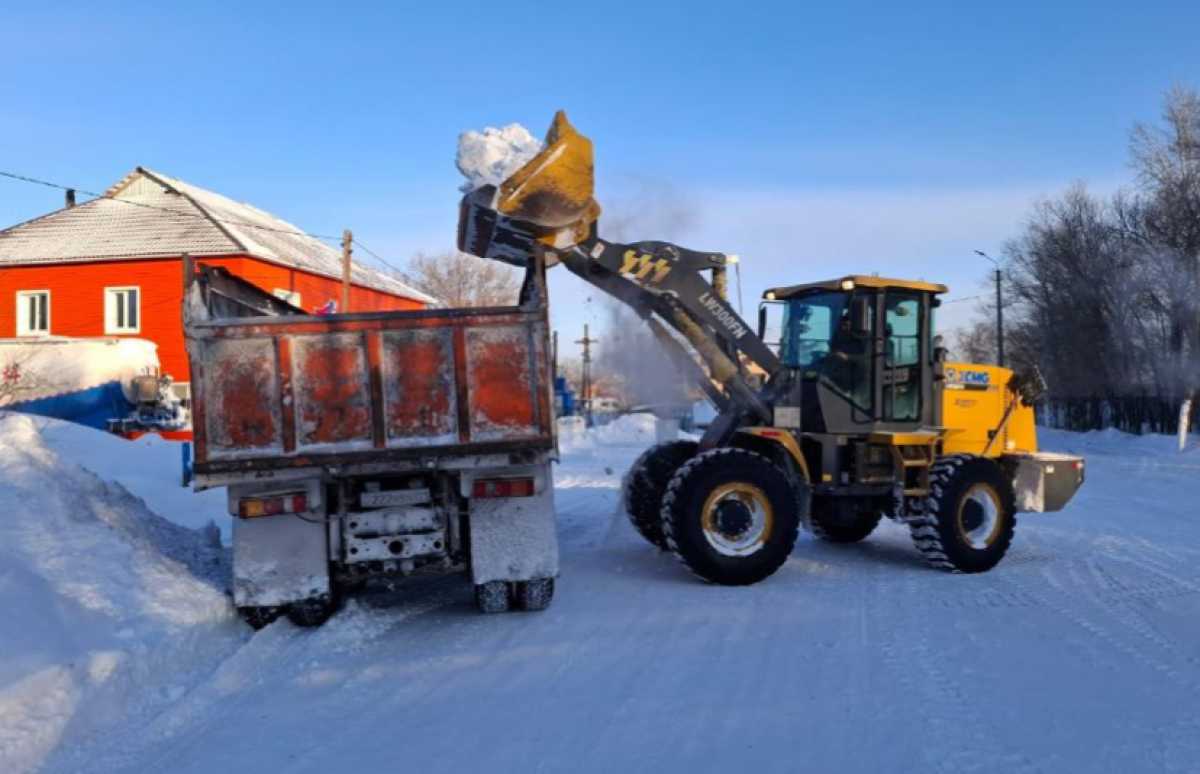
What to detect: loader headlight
<box><xmin>840</xmin><ymin>279</ymin><xmax>856</xmax><ymax>291</ymax></box>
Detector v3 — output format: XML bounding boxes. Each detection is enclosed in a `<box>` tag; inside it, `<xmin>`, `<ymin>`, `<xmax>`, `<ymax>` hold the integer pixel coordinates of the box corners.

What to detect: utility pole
<box><xmin>341</xmin><ymin>229</ymin><xmax>353</xmax><ymax>314</ymax></box>
<box><xmin>975</xmin><ymin>250</ymin><xmax>1004</xmax><ymax>367</ymax></box>
<box><xmin>576</xmin><ymin>324</ymin><xmax>597</xmax><ymax>427</ymax></box>
<box><xmin>995</xmin><ymin>267</ymin><xmax>1004</xmax><ymax>367</ymax></box>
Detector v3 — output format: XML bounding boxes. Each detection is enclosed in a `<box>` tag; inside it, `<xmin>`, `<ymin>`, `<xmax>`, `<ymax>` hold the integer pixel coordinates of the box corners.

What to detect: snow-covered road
<box><xmin>3</xmin><ymin>415</ymin><xmax>1199</xmax><ymax>773</ymax></box>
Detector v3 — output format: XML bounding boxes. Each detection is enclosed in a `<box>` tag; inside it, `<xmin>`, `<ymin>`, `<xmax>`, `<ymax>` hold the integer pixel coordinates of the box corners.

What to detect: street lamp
<box><xmin>974</xmin><ymin>250</ymin><xmax>1004</xmax><ymax>367</ymax></box>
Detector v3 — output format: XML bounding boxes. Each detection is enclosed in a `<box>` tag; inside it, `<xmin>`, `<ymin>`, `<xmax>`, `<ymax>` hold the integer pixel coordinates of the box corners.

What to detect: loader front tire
<box><xmin>623</xmin><ymin>440</ymin><xmax>698</xmax><ymax>549</ymax></box>
<box><xmin>661</xmin><ymin>448</ymin><xmax>800</xmax><ymax>585</ymax></box>
<box><xmin>907</xmin><ymin>455</ymin><xmax>1016</xmax><ymax>573</ymax></box>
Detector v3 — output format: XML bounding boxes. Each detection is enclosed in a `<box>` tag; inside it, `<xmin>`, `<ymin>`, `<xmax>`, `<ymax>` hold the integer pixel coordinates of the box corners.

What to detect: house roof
<box><xmin>0</xmin><ymin>167</ymin><xmax>437</xmax><ymax>304</ymax></box>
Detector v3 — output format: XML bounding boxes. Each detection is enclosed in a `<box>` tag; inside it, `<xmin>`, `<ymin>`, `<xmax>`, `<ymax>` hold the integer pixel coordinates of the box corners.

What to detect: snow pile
<box><xmin>37</xmin><ymin>417</ymin><xmax>228</xmax><ymax>539</ymax></box>
<box><xmin>0</xmin><ymin>415</ymin><xmax>232</xmax><ymax>774</ymax></box>
<box><xmin>556</xmin><ymin>413</ymin><xmax>662</xmax><ymax>455</ymax></box>
<box><xmin>456</xmin><ymin>123</ymin><xmax>543</xmax><ymax>192</ymax></box>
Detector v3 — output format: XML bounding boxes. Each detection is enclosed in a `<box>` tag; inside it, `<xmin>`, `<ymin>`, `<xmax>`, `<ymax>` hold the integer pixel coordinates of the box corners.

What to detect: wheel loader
<box><xmin>456</xmin><ymin>112</ymin><xmax>1086</xmax><ymax>585</ymax></box>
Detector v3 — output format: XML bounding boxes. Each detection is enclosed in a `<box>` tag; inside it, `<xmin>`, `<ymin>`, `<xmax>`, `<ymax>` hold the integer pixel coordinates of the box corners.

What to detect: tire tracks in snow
<box><xmin>868</xmin><ymin>555</ymin><xmax>1045</xmax><ymax>774</ymax></box>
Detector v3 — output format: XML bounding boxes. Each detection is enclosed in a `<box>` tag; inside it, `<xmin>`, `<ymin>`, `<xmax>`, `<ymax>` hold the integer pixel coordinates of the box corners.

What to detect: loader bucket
<box><xmin>497</xmin><ymin>110</ymin><xmax>601</xmax><ymax>230</ymax></box>
<box><xmin>457</xmin><ymin>111</ymin><xmax>601</xmax><ymax>266</ymax></box>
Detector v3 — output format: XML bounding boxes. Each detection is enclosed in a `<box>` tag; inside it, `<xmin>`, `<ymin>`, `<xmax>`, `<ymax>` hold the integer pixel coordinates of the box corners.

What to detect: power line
<box><xmin>350</xmin><ymin>237</ymin><xmax>410</xmax><ymax>277</ymax></box>
<box><xmin>0</xmin><ymin>169</ymin><xmax>343</xmax><ymax>243</ymax></box>
<box><xmin>2</xmin><ymin>167</ymin><xmax>419</xmax><ymax>286</ymax></box>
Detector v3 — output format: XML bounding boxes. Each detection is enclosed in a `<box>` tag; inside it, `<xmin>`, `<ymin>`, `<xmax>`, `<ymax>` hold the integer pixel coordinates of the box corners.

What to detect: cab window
<box><xmin>884</xmin><ymin>292</ymin><xmax>922</xmax><ymax>421</ymax></box>
<box><xmin>782</xmin><ymin>291</ymin><xmax>874</xmax><ymax>414</ymax></box>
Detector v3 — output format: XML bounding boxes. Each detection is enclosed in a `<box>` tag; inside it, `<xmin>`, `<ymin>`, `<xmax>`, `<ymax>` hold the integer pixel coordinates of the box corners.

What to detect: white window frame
<box><xmin>104</xmin><ymin>286</ymin><xmax>141</xmax><ymax>334</ymax></box>
<box><xmin>15</xmin><ymin>290</ymin><xmax>51</xmax><ymax>337</ymax></box>
<box><xmin>273</xmin><ymin>288</ymin><xmax>302</xmax><ymax>307</ymax></box>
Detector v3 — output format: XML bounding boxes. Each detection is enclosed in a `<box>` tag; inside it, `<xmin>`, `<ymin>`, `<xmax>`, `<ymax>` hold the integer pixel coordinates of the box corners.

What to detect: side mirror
<box><xmin>850</xmin><ymin>296</ymin><xmax>872</xmax><ymax>337</ymax></box>
<box><xmin>757</xmin><ymin>304</ymin><xmax>768</xmax><ymax>339</ymax></box>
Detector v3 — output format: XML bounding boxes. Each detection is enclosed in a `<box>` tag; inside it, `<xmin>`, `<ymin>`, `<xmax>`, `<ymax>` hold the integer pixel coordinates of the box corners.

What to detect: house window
<box><xmin>16</xmin><ymin>291</ymin><xmax>50</xmax><ymax>336</ymax></box>
<box><xmin>273</xmin><ymin>289</ymin><xmax>302</xmax><ymax>307</ymax></box>
<box><xmin>105</xmin><ymin>287</ymin><xmax>140</xmax><ymax>334</ymax></box>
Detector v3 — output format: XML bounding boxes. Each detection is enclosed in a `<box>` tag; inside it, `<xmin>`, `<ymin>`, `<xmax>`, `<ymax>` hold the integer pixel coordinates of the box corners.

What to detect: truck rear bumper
<box><xmin>1010</xmin><ymin>452</ymin><xmax>1085</xmax><ymax>513</ymax></box>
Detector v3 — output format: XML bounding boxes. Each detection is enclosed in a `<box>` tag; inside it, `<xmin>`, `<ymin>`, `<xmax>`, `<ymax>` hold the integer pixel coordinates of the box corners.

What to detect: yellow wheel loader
<box><xmin>457</xmin><ymin>112</ymin><xmax>1085</xmax><ymax>585</ymax></box>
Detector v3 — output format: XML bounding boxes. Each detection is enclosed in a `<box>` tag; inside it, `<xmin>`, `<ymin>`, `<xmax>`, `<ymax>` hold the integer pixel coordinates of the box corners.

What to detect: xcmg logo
<box><xmin>945</xmin><ymin>367</ymin><xmax>990</xmax><ymax>386</ymax></box>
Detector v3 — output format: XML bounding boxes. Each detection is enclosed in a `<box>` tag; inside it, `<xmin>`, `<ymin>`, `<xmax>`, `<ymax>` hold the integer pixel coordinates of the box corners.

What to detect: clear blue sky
<box><xmin>3</xmin><ymin>1</ymin><xmax>1198</xmax><ymax>355</ymax></box>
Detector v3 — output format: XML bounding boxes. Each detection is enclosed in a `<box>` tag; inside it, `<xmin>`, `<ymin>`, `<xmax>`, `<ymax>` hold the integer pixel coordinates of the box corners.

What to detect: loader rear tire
<box><xmin>623</xmin><ymin>440</ymin><xmax>698</xmax><ymax>549</ymax></box>
<box><xmin>810</xmin><ymin>502</ymin><xmax>882</xmax><ymax>543</ymax></box>
<box><xmin>661</xmin><ymin>448</ymin><xmax>800</xmax><ymax>586</ymax></box>
<box><xmin>907</xmin><ymin>455</ymin><xmax>1016</xmax><ymax>573</ymax></box>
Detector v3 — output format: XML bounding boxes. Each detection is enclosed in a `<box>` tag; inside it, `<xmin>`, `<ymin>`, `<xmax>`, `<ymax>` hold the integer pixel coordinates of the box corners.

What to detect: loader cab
<box><xmin>763</xmin><ymin>276</ymin><xmax>947</xmax><ymax>436</ymax></box>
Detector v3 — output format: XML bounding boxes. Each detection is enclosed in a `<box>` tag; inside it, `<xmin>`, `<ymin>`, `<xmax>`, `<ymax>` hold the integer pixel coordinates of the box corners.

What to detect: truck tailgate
<box><xmin>186</xmin><ymin>307</ymin><xmax>552</xmax><ymax>475</ymax></box>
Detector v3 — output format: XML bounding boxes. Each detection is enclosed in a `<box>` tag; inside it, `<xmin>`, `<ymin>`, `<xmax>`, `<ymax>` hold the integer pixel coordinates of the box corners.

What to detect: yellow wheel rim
<box><xmin>700</xmin><ymin>482</ymin><xmax>774</xmax><ymax>557</ymax></box>
<box><xmin>957</xmin><ymin>483</ymin><xmax>1002</xmax><ymax>549</ymax></box>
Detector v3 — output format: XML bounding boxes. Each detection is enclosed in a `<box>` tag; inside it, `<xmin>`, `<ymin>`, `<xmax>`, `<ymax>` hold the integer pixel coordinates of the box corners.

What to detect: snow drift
<box><xmin>0</xmin><ymin>415</ymin><xmax>232</xmax><ymax>774</ymax></box>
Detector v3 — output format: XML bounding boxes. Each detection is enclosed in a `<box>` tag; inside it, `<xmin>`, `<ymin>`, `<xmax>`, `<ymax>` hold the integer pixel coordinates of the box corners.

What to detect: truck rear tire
<box><xmin>810</xmin><ymin>501</ymin><xmax>881</xmax><ymax>543</ymax></box>
<box><xmin>286</xmin><ymin>593</ymin><xmax>340</xmax><ymax>627</ymax></box>
<box><xmin>623</xmin><ymin>440</ymin><xmax>698</xmax><ymax>549</ymax></box>
<box><xmin>238</xmin><ymin>606</ymin><xmax>283</xmax><ymax>630</ymax></box>
<box><xmin>514</xmin><ymin>578</ymin><xmax>555</xmax><ymax>611</ymax></box>
<box><xmin>660</xmin><ymin>448</ymin><xmax>800</xmax><ymax>585</ymax></box>
<box><xmin>907</xmin><ymin>455</ymin><xmax>1016</xmax><ymax>573</ymax></box>
<box><xmin>475</xmin><ymin>580</ymin><xmax>510</xmax><ymax>613</ymax></box>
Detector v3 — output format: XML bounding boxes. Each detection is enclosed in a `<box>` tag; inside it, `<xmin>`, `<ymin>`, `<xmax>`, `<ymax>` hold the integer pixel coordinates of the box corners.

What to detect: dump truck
<box><xmin>183</xmin><ymin>262</ymin><xmax>558</xmax><ymax>627</ymax></box>
<box><xmin>457</xmin><ymin>111</ymin><xmax>1086</xmax><ymax>585</ymax></box>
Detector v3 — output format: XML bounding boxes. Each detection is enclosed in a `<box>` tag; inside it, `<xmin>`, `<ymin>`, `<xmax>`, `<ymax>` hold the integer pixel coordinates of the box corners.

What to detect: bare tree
<box><xmin>0</xmin><ymin>350</ymin><xmax>55</xmax><ymax>407</ymax></box>
<box><xmin>968</xmin><ymin>85</ymin><xmax>1200</xmax><ymax>418</ymax></box>
<box><xmin>402</xmin><ymin>251</ymin><xmax>521</xmax><ymax>308</ymax></box>
<box><xmin>951</xmin><ymin>319</ymin><xmax>996</xmax><ymax>364</ymax></box>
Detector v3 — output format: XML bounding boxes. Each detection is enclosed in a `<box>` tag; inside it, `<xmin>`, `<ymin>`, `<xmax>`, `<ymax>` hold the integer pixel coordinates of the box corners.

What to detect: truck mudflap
<box><xmin>1010</xmin><ymin>452</ymin><xmax>1085</xmax><ymax>513</ymax></box>
<box><xmin>230</xmin><ymin>481</ymin><xmax>330</xmax><ymax>608</ymax></box>
<box><xmin>461</xmin><ymin>462</ymin><xmax>559</xmax><ymax>585</ymax></box>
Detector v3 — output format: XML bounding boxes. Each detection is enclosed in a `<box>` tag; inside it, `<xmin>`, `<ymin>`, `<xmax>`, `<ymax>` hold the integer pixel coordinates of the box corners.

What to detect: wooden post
<box><xmin>341</xmin><ymin>229</ymin><xmax>353</xmax><ymax>314</ymax></box>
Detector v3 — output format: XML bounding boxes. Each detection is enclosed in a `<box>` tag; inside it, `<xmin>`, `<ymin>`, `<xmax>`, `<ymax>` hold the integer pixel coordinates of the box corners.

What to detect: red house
<box><xmin>0</xmin><ymin>167</ymin><xmax>435</xmax><ymax>400</ymax></box>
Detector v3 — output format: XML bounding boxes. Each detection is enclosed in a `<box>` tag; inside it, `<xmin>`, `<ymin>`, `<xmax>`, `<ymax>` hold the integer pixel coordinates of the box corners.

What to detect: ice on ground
<box><xmin>455</xmin><ymin>123</ymin><xmax>543</xmax><ymax>192</ymax></box>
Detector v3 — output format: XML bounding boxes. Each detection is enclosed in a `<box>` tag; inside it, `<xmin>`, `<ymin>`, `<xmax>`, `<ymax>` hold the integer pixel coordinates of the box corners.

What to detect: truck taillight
<box><xmin>239</xmin><ymin>493</ymin><xmax>308</xmax><ymax>519</ymax></box>
<box><xmin>472</xmin><ymin>477</ymin><xmax>535</xmax><ymax>498</ymax></box>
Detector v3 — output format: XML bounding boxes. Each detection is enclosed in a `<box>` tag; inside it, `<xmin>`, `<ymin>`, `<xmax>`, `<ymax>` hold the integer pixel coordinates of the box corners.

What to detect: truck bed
<box><xmin>185</xmin><ymin>303</ymin><xmax>553</xmax><ymax>477</ymax></box>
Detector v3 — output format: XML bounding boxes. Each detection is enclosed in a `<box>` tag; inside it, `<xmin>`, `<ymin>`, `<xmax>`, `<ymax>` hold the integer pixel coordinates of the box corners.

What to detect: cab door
<box><xmin>882</xmin><ymin>291</ymin><xmax>924</xmax><ymax>423</ymax></box>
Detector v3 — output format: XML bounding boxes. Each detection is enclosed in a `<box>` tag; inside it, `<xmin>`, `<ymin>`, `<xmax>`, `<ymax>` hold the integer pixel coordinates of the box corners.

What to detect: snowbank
<box><xmin>36</xmin><ymin>417</ymin><xmax>228</xmax><ymax>540</ymax></box>
<box><xmin>1039</xmin><ymin>425</ymin><xmax>1198</xmax><ymax>457</ymax></box>
<box><xmin>0</xmin><ymin>415</ymin><xmax>233</xmax><ymax>774</ymax></box>
<box><xmin>455</xmin><ymin>123</ymin><xmax>543</xmax><ymax>192</ymax></box>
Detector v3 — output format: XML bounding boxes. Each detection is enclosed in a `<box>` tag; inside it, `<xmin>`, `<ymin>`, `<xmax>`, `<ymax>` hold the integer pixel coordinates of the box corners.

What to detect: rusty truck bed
<box><xmin>185</xmin><ymin>305</ymin><xmax>553</xmax><ymax>476</ymax></box>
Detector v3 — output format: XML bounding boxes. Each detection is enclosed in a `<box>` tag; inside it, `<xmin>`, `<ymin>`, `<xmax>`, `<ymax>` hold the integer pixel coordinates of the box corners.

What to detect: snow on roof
<box><xmin>0</xmin><ymin>167</ymin><xmax>437</xmax><ymax>304</ymax></box>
